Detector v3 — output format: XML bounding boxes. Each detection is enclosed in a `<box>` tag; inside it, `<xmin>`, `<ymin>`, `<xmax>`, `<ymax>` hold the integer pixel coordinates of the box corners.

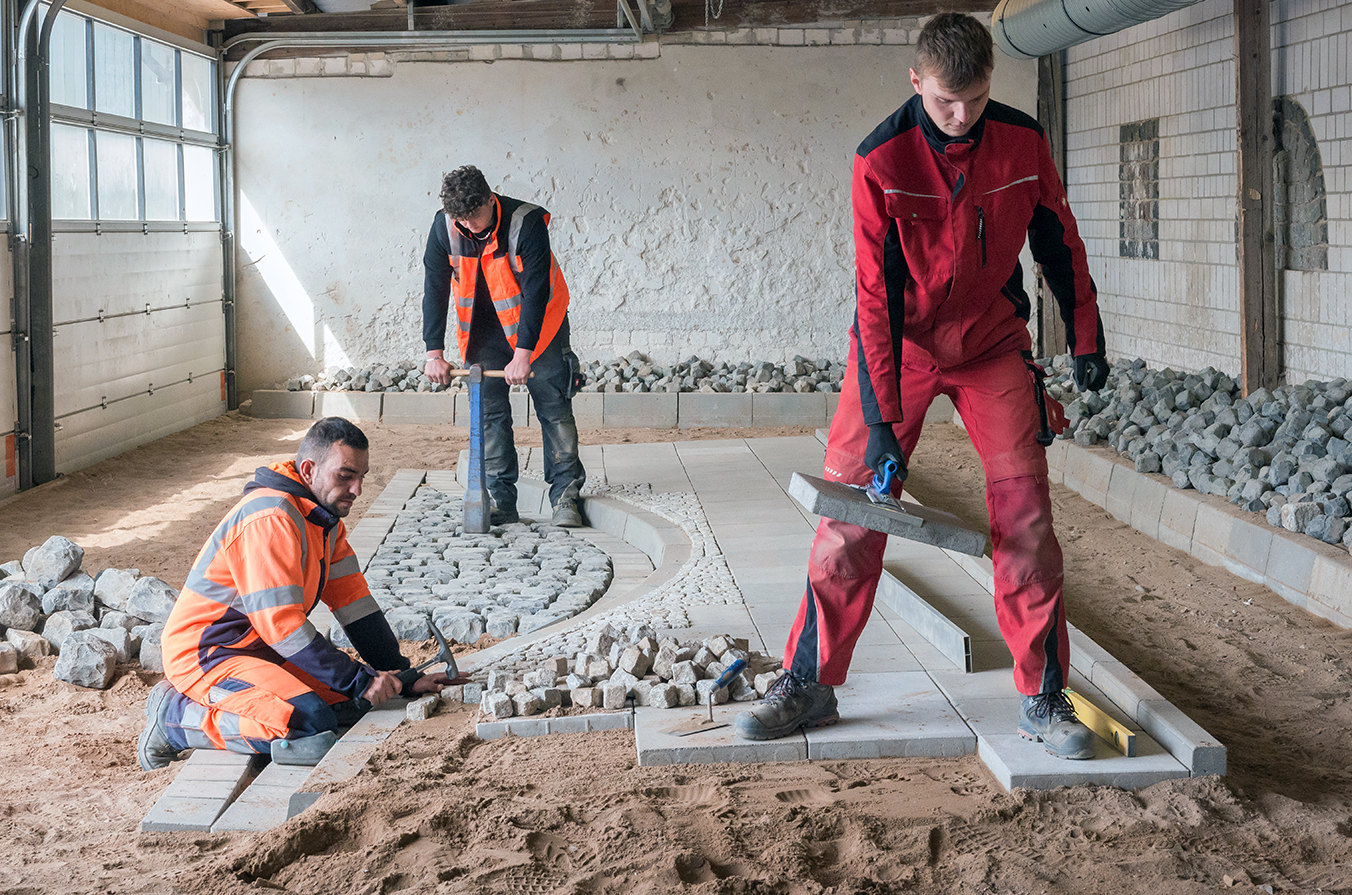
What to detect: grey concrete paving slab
<box><xmin>211</xmin><ymin>763</ymin><xmax>313</xmax><ymax>832</ymax></box>
<box><xmin>140</xmin><ymin>750</ymin><xmax>261</xmax><ymax>832</ymax></box>
<box><xmin>701</xmin><ymin>497</ymin><xmax>801</xmax><ymax>524</ymax></box>
<box><xmin>789</xmin><ymin>473</ymin><xmax>987</xmax><ymax>556</ymax></box>
<box><xmin>635</xmin><ymin>704</ymin><xmax>808</xmax><ymax>766</ymax></box>
<box><xmin>968</xmin><ymin>639</ymin><xmax>1015</xmax><ymax>672</ymax></box>
<box><xmin>247</xmin><ymin>389</ymin><xmax>315</xmax><ymax>419</ymax></box>
<box><xmin>804</xmin><ymin>672</ymin><xmax>973</xmax><ymax>760</ymax></box>
<box><xmin>845</xmin><ymin>643</ymin><xmax>925</xmax><ymax>673</ymax></box>
<box><xmin>978</xmin><ymin>733</ymin><xmax>1187</xmax><ymax>790</ymax></box>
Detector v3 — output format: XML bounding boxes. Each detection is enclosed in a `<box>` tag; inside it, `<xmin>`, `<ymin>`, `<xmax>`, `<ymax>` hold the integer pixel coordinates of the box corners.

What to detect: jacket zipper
<box><xmin>976</xmin><ymin>206</ymin><xmax>987</xmax><ymax>268</ymax></box>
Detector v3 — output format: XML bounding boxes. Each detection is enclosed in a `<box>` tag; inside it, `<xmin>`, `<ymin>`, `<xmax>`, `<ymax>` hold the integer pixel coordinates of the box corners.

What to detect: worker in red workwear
<box><xmin>734</xmin><ymin>13</ymin><xmax>1110</xmax><ymax>759</ymax></box>
<box><xmin>137</xmin><ymin>417</ymin><xmax>452</xmax><ymax>771</ymax></box>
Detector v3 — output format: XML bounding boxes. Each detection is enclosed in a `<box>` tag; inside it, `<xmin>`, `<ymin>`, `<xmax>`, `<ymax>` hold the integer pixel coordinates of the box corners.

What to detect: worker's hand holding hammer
<box><xmin>411</xmin><ymin>672</ymin><xmax>453</xmax><ymax>694</ymax></box>
<box><xmin>362</xmin><ymin>670</ymin><xmax>403</xmax><ymax>707</ymax></box>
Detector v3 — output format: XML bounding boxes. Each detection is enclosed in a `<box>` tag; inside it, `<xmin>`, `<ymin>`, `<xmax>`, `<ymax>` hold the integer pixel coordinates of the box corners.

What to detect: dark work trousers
<box><xmin>783</xmin><ymin>330</ymin><xmax>1068</xmax><ymax>697</ymax></box>
<box><xmin>468</xmin><ymin>316</ymin><xmax>585</xmax><ymax>514</ymax></box>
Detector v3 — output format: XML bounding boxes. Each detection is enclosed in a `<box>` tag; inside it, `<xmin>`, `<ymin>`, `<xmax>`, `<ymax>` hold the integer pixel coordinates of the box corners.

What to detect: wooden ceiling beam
<box><xmin>224</xmin><ymin>0</ymin><xmax>993</xmax><ymax>44</ymax></box>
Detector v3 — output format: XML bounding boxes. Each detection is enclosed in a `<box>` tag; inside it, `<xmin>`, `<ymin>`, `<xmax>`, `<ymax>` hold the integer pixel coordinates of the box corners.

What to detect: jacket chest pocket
<box><xmin>884</xmin><ymin>190</ymin><xmax>949</xmax><ymax>223</ymax></box>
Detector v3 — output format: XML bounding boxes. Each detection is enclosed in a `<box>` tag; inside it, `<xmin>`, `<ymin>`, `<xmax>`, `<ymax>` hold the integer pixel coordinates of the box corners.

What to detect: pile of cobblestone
<box><xmin>1043</xmin><ymin>354</ymin><xmax>1352</xmax><ymax>551</ymax></box>
<box><xmin>477</xmin><ymin>624</ymin><xmax>783</xmax><ymax>720</ymax></box>
<box><xmin>284</xmin><ymin>352</ymin><xmax>845</xmax><ymax>395</ymax></box>
<box><xmin>0</xmin><ymin>536</ymin><xmax>175</xmax><ymax>689</ymax></box>
<box><xmin>331</xmin><ymin>485</ymin><xmax>614</xmax><ymax>650</ymax></box>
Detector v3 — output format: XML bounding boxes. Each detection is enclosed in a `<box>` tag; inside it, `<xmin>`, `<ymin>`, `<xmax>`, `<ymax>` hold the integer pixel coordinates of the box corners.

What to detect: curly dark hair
<box><xmin>914</xmin><ymin>13</ymin><xmax>994</xmax><ymax>90</ymax></box>
<box><xmin>440</xmin><ymin>166</ymin><xmax>493</xmax><ymax>219</ymax></box>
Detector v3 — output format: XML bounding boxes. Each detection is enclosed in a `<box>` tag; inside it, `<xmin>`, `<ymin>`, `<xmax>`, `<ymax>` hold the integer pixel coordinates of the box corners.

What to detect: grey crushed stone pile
<box><xmin>1044</xmin><ymin>354</ymin><xmax>1352</xmax><ymax>550</ymax></box>
<box><xmin>0</xmin><ymin>535</ymin><xmax>169</xmax><ymax>688</ymax></box>
<box><xmin>283</xmin><ymin>352</ymin><xmax>845</xmax><ymax>395</ymax></box>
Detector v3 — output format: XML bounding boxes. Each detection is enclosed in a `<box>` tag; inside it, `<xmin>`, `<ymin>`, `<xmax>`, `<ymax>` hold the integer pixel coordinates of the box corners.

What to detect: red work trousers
<box><xmin>167</xmin><ymin>654</ymin><xmax>351</xmax><ymax>755</ymax></box>
<box><xmin>784</xmin><ymin>338</ymin><xmax>1069</xmax><ymax>696</ymax></box>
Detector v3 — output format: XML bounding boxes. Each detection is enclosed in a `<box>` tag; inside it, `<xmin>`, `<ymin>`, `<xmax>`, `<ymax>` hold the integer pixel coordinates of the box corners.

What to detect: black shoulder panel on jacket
<box><xmin>982</xmin><ymin>99</ymin><xmax>1045</xmax><ymax>139</ymax></box>
<box><xmin>857</xmin><ymin>95</ymin><xmax>925</xmax><ymax>159</ymax></box>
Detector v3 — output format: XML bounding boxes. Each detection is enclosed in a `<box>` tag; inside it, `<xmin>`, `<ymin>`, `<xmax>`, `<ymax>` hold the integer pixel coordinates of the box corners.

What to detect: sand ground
<box><xmin>0</xmin><ymin>412</ymin><xmax>1349</xmax><ymax>894</ymax></box>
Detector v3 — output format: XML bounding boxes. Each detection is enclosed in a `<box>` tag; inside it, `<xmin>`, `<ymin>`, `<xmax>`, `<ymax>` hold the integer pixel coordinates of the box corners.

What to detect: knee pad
<box><xmin>285</xmin><ymin>691</ymin><xmax>340</xmax><ymax>738</ymax></box>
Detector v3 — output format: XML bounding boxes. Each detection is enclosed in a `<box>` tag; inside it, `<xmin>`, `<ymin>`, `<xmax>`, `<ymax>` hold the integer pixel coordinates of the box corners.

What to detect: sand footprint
<box><xmin>774</xmin><ymin>786</ymin><xmax>837</xmax><ymax>807</ymax></box>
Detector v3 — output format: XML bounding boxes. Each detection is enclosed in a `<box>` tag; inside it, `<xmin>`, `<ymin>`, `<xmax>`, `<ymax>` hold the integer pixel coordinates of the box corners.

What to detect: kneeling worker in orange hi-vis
<box><xmin>137</xmin><ymin>416</ymin><xmax>453</xmax><ymax>770</ymax></box>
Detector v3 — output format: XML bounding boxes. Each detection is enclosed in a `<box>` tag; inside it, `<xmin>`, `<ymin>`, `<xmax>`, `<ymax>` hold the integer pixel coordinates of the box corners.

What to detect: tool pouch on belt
<box><xmin>566</xmin><ymin>350</ymin><xmax>586</xmax><ymax>399</ymax></box>
<box><xmin>1021</xmin><ymin>351</ymin><xmax>1067</xmax><ymax>446</ymax></box>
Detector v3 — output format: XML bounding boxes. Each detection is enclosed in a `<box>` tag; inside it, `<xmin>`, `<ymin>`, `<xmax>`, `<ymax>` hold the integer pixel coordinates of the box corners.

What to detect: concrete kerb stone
<box><xmin>604</xmin><ymin>392</ymin><xmax>676</xmax><ymax>428</ymax></box>
<box><xmin>1045</xmin><ymin>430</ymin><xmax>1352</xmax><ymax>631</ymax></box>
<box><xmin>751</xmin><ymin>393</ymin><xmax>826</xmax><ymax>427</ymax></box>
<box><xmin>317</xmin><ymin>391</ymin><xmax>382</xmax><ymax>422</ymax></box>
<box><xmin>1105</xmin><ymin>464</ymin><xmax>1139</xmax><ymax>524</ymax></box>
<box><xmin>381</xmin><ymin>392</ymin><xmax>454</xmax><ymax>425</ymax></box>
<box><xmin>246</xmin><ymin>390</ymin><xmax>315</xmax><ymax>420</ymax></box>
<box><xmin>677</xmin><ymin>392</ymin><xmax>753</xmax><ymax>428</ymax></box>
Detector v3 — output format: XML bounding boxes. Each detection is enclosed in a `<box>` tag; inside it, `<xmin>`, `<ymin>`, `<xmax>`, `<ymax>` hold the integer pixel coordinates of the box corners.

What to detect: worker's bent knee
<box><xmin>286</xmin><ymin>692</ymin><xmax>340</xmax><ymax>738</ymax></box>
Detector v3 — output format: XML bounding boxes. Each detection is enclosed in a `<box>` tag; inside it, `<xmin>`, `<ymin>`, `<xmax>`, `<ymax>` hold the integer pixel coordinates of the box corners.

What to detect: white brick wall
<box><xmin>1064</xmin><ymin>0</ymin><xmax>1352</xmax><ymax>384</ymax></box>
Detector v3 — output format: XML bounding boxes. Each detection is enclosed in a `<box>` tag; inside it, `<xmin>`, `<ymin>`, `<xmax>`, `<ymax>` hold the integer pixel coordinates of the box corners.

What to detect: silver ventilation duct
<box><xmin>991</xmin><ymin>0</ymin><xmax>1204</xmax><ymax>59</ymax></box>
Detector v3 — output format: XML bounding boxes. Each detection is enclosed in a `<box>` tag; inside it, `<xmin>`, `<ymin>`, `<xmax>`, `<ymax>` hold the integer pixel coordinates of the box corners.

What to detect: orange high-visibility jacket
<box><xmin>162</xmin><ymin>462</ymin><xmax>407</xmax><ymax>699</ymax></box>
<box><xmin>422</xmin><ymin>193</ymin><xmax>570</xmax><ymax>362</ymax></box>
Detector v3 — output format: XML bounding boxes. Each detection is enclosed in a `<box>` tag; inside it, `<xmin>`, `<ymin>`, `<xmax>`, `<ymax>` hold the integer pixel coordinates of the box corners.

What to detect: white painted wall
<box><xmin>1</xmin><ymin>238</ymin><xmax>14</xmax><ymax>497</ymax></box>
<box><xmin>52</xmin><ymin>231</ymin><xmax>226</xmax><ymax>471</ymax></box>
<box><xmin>232</xmin><ymin>34</ymin><xmax>1040</xmax><ymax>391</ymax></box>
<box><xmin>1062</xmin><ymin>0</ymin><xmax>1352</xmax><ymax>382</ymax></box>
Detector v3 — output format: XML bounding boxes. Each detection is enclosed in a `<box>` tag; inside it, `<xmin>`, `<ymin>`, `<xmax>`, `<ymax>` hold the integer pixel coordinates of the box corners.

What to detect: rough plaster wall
<box><xmin>1064</xmin><ymin>0</ymin><xmax>1352</xmax><ymax>382</ymax></box>
<box><xmin>233</xmin><ymin>43</ymin><xmax>1038</xmax><ymax>391</ymax></box>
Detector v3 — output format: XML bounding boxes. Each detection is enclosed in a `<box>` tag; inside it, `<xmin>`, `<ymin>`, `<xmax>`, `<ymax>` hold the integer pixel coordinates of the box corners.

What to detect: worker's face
<box><xmin>453</xmin><ymin>199</ymin><xmax>495</xmax><ymax>235</ymax></box>
<box><xmin>910</xmin><ymin>69</ymin><xmax>992</xmax><ymax>138</ymax></box>
<box><xmin>299</xmin><ymin>443</ymin><xmax>368</xmax><ymax>518</ymax></box>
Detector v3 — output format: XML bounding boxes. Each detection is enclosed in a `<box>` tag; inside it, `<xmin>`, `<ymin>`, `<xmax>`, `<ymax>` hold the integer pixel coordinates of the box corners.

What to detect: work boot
<box><xmin>1018</xmin><ymin>690</ymin><xmax>1096</xmax><ymax>760</ymax></box>
<box><xmin>137</xmin><ymin>681</ymin><xmax>183</xmax><ymax>771</ymax></box>
<box><xmin>552</xmin><ymin>500</ymin><xmax>583</xmax><ymax>528</ymax></box>
<box><xmin>733</xmin><ymin>671</ymin><xmax>839</xmax><ymax>741</ymax></box>
<box><xmin>490</xmin><ymin>505</ymin><xmax>519</xmax><ymax>526</ymax></box>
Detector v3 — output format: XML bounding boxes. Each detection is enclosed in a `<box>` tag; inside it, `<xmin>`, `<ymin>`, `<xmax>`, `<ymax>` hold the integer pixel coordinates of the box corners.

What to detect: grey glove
<box><xmin>1073</xmin><ymin>353</ymin><xmax>1109</xmax><ymax>392</ymax></box>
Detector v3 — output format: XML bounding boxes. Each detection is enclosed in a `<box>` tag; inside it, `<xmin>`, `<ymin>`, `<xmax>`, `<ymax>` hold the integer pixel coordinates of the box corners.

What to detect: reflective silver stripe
<box><xmin>208</xmin><ymin>685</ymin><xmax>237</xmax><ymax>704</ymax></box>
<box><xmin>241</xmin><ymin>584</ymin><xmax>305</xmax><ymax>615</ymax></box>
<box><xmin>492</xmin><ymin>291</ymin><xmax>522</xmax><ymax>312</ymax></box>
<box><xmin>180</xmin><ymin>701</ymin><xmax>214</xmax><ymax>749</ymax></box>
<box><xmin>506</xmin><ymin>202</ymin><xmax>540</xmax><ymax>274</ymax></box>
<box><xmin>982</xmin><ymin>175</ymin><xmax>1039</xmax><ymax>195</ymax></box>
<box><xmin>331</xmin><ymin>593</ymin><xmax>381</xmax><ymax>626</ymax></box>
<box><xmin>217</xmin><ymin>712</ymin><xmax>247</xmax><ymax>747</ymax></box>
<box><xmin>271</xmin><ymin>621</ymin><xmax>318</xmax><ymax>658</ymax></box>
<box><xmin>186</xmin><ymin>493</ymin><xmax>308</xmax><ymax>607</ymax></box>
<box><xmin>445</xmin><ymin>214</ymin><xmax>456</xmax><ymax>249</ymax></box>
<box><xmin>328</xmin><ymin>553</ymin><xmax>361</xmax><ymax>582</ymax></box>
<box><xmin>883</xmin><ymin>189</ymin><xmax>944</xmax><ymax>198</ymax></box>
<box><xmin>501</xmin><ymin>319</ymin><xmax>519</xmax><ymax>340</ymax></box>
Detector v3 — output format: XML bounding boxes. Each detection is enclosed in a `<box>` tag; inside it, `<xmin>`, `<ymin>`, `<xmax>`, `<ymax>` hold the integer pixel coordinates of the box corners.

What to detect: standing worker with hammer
<box><xmin>422</xmin><ymin>165</ymin><xmax>587</xmax><ymax>528</ymax></box>
<box><xmin>137</xmin><ymin>417</ymin><xmax>453</xmax><ymax>771</ymax></box>
<box><xmin>734</xmin><ymin>13</ymin><xmax>1109</xmax><ymax>759</ymax></box>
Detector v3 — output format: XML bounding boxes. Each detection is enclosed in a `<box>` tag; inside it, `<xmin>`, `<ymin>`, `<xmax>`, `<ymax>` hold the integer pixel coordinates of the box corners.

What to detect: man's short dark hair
<box><xmin>914</xmin><ymin>13</ymin><xmax>994</xmax><ymax>90</ymax></box>
<box><xmin>297</xmin><ymin>417</ymin><xmax>368</xmax><ymax>466</ymax></box>
<box><xmin>440</xmin><ymin>166</ymin><xmax>493</xmax><ymax>219</ymax></box>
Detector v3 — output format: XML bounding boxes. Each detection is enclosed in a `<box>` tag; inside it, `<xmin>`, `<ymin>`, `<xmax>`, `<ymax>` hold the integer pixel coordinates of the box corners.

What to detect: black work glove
<box><xmin>1073</xmin><ymin>353</ymin><xmax>1109</xmax><ymax>392</ymax></box>
<box><xmin>864</xmin><ymin>422</ymin><xmax>909</xmax><ymax>484</ymax></box>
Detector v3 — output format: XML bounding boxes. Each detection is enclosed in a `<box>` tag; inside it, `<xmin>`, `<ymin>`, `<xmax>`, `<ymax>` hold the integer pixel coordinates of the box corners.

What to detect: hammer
<box><xmin>352</xmin><ymin>620</ymin><xmax>461</xmax><ymax>713</ymax></box>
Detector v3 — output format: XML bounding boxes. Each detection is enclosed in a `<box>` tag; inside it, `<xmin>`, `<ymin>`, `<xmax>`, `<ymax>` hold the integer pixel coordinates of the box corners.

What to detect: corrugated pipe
<box><xmin>991</xmin><ymin>0</ymin><xmax>1204</xmax><ymax>59</ymax></box>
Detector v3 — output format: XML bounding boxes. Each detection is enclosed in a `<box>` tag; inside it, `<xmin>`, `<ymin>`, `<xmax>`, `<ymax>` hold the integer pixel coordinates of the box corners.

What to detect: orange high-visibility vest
<box><xmin>447</xmin><ymin>194</ymin><xmax>570</xmax><ymax>362</ymax></box>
